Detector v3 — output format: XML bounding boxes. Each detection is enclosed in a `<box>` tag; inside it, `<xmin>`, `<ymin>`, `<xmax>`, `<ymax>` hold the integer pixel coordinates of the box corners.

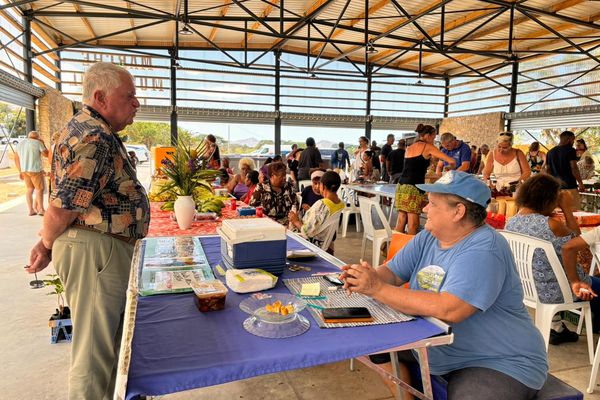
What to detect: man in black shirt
<box><xmin>370</xmin><ymin>140</ymin><xmax>381</xmax><ymax>175</ymax></box>
<box><xmin>298</xmin><ymin>137</ymin><xmax>323</xmax><ymax>180</ymax></box>
<box><xmin>387</xmin><ymin>139</ymin><xmax>406</xmax><ymax>183</ymax></box>
<box><xmin>379</xmin><ymin>134</ymin><xmax>395</xmax><ymax>181</ymax></box>
<box><xmin>545</xmin><ymin>130</ymin><xmax>584</xmax><ymax>210</ymax></box>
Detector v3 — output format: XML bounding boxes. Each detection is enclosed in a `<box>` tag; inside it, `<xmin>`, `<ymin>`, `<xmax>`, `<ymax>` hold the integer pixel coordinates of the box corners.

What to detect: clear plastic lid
<box><xmin>191</xmin><ymin>279</ymin><xmax>228</xmax><ymax>298</ymax></box>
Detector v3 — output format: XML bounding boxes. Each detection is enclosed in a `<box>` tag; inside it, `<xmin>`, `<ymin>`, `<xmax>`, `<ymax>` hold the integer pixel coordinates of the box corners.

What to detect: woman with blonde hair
<box><xmin>227</xmin><ymin>157</ymin><xmax>256</xmax><ymax>199</ymax></box>
<box><xmin>394</xmin><ymin>124</ymin><xmax>456</xmax><ymax>234</ymax></box>
<box><xmin>483</xmin><ymin>132</ymin><xmax>530</xmax><ymax>193</ymax></box>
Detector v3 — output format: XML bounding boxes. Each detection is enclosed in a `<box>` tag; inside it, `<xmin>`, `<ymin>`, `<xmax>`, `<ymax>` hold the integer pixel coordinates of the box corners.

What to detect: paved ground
<box><xmin>1</xmin><ymin>162</ymin><xmax>600</xmax><ymax>399</ymax></box>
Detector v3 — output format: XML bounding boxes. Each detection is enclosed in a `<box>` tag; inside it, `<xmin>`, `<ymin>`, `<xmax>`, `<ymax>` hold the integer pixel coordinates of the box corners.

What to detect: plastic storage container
<box><xmin>192</xmin><ymin>280</ymin><xmax>228</xmax><ymax>312</ymax></box>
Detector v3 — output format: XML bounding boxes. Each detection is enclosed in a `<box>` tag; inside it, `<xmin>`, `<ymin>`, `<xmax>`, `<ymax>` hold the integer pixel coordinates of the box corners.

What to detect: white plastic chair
<box><xmin>339</xmin><ymin>184</ymin><xmax>361</xmax><ymax>237</ymax></box>
<box><xmin>358</xmin><ymin>196</ymin><xmax>393</xmax><ymax>267</ymax></box>
<box><xmin>298</xmin><ymin>180</ymin><xmax>311</xmax><ymax>192</ymax></box>
<box><xmin>499</xmin><ymin>231</ymin><xmax>594</xmax><ymax>365</ymax></box>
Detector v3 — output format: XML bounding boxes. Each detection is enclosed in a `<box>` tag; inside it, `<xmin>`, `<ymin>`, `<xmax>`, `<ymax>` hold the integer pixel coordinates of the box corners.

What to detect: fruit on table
<box><xmin>265</xmin><ymin>300</ymin><xmax>295</xmax><ymax>316</ymax></box>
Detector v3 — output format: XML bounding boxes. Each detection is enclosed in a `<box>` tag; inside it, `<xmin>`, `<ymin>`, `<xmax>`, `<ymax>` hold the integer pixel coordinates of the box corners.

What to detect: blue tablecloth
<box><xmin>126</xmin><ymin>236</ymin><xmax>445</xmax><ymax>399</ymax></box>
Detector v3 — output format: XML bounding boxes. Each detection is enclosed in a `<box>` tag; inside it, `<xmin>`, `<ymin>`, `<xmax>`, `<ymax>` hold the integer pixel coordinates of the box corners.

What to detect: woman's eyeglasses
<box><xmin>499</xmin><ymin>132</ymin><xmax>513</xmax><ymax>137</ymax></box>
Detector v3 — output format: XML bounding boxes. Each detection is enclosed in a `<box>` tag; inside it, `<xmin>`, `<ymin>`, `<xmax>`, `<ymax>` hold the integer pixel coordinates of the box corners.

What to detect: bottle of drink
<box><xmin>288</xmin><ymin>205</ymin><xmax>297</xmax><ymax>230</ymax></box>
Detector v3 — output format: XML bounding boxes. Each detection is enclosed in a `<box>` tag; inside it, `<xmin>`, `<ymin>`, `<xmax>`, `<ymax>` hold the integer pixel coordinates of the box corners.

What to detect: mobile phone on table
<box><xmin>322</xmin><ymin>307</ymin><xmax>373</xmax><ymax>323</ymax></box>
<box><xmin>323</xmin><ymin>274</ymin><xmax>344</xmax><ymax>286</ymax></box>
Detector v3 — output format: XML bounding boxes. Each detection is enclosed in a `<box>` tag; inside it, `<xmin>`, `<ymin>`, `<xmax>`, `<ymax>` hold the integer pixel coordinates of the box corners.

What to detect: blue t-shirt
<box><xmin>441</xmin><ymin>141</ymin><xmax>471</xmax><ymax>169</ymax></box>
<box><xmin>387</xmin><ymin>226</ymin><xmax>547</xmax><ymax>390</ymax></box>
<box><xmin>16</xmin><ymin>138</ymin><xmax>46</xmax><ymax>172</ymax></box>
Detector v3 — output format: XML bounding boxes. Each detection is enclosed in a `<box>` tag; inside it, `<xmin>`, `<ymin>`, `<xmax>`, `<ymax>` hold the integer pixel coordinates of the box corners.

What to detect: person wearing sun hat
<box><xmin>341</xmin><ymin>170</ymin><xmax>548</xmax><ymax>399</ymax></box>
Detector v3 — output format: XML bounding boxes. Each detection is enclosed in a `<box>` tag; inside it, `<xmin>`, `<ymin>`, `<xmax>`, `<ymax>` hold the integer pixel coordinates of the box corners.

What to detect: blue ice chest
<box><xmin>218</xmin><ymin>218</ymin><xmax>287</xmax><ymax>270</ymax></box>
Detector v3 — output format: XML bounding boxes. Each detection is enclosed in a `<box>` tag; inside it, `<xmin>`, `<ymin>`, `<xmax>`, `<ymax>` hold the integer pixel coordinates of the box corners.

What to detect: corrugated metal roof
<box><xmin>3</xmin><ymin>0</ymin><xmax>596</xmax><ymax>77</ymax></box>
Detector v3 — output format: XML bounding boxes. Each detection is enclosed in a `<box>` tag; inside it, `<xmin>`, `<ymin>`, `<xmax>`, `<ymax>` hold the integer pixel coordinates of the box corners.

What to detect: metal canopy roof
<box><xmin>7</xmin><ymin>0</ymin><xmax>600</xmax><ymax>78</ymax></box>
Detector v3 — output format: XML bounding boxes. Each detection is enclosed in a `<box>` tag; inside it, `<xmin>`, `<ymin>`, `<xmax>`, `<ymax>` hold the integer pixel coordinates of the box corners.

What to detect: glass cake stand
<box><xmin>239</xmin><ymin>293</ymin><xmax>310</xmax><ymax>338</ymax></box>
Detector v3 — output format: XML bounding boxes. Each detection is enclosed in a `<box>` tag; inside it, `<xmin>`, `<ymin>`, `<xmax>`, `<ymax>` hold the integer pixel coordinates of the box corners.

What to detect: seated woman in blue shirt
<box><xmin>341</xmin><ymin>171</ymin><xmax>547</xmax><ymax>400</ymax></box>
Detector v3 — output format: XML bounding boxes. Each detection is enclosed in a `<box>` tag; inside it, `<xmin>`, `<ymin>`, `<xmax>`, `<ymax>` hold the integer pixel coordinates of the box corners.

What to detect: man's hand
<box><xmin>26</xmin><ymin>239</ymin><xmax>52</xmax><ymax>274</ymax></box>
<box><xmin>340</xmin><ymin>260</ymin><xmax>383</xmax><ymax>297</ymax></box>
<box><xmin>302</xmin><ymin>203</ymin><xmax>310</xmax><ymax>211</ymax></box>
<box><xmin>572</xmin><ymin>281</ymin><xmax>597</xmax><ymax>301</ymax></box>
<box><xmin>18</xmin><ymin>172</ymin><xmax>24</xmax><ymax>180</ymax></box>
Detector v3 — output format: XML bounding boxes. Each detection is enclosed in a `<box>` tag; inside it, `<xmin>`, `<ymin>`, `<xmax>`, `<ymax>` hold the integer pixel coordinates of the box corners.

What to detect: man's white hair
<box><xmin>82</xmin><ymin>62</ymin><xmax>133</xmax><ymax>102</ymax></box>
<box><xmin>27</xmin><ymin>130</ymin><xmax>39</xmax><ymax>138</ymax></box>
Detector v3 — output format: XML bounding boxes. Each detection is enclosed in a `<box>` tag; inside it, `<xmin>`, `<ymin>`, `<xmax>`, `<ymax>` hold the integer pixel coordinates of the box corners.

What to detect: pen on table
<box><xmin>306</xmin><ymin>303</ymin><xmax>325</xmax><ymax>310</ymax></box>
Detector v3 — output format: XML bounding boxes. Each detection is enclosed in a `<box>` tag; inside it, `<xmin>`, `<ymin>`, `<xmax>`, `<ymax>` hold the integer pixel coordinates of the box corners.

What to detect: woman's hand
<box><xmin>572</xmin><ymin>281</ymin><xmax>597</xmax><ymax>301</ymax></box>
<box><xmin>302</xmin><ymin>203</ymin><xmax>310</xmax><ymax>211</ymax></box>
<box><xmin>340</xmin><ymin>260</ymin><xmax>383</xmax><ymax>297</ymax></box>
<box><xmin>288</xmin><ymin>209</ymin><xmax>299</xmax><ymax>224</ymax></box>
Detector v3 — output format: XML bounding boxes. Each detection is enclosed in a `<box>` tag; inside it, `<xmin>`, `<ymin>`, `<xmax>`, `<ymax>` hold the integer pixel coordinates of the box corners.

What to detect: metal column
<box><xmin>507</xmin><ymin>60</ymin><xmax>519</xmax><ymax>131</ymax></box>
<box><xmin>169</xmin><ymin>48</ymin><xmax>178</xmax><ymax>145</ymax></box>
<box><xmin>443</xmin><ymin>75</ymin><xmax>449</xmax><ymax>118</ymax></box>
<box><xmin>365</xmin><ymin>64</ymin><xmax>372</xmax><ymax>140</ymax></box>
<box><xmin>274</xmin><ymin>50</ymin><xmax>281</xmax><ymax>155</ymax></box>
<box><xmin>55</xmin><ymin>50</ymin><xmax>62</xmax><ymax>92</ymax></box>
<box><xmin>22</xmin><ymin>15</ymin><xmax>35</xmax><ymax>132</ymax></box>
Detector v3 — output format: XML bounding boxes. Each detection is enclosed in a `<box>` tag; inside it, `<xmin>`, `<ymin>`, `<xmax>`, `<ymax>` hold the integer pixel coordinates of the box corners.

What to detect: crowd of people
<box><xmin>22</xmin><ymin>60</ymin><xmax>600</xmax><ymax>400</ymax></box>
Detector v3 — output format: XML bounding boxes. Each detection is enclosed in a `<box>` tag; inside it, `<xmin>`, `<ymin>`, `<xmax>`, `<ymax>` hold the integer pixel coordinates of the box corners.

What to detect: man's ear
<box><xmin>92</xmin><ymin>90</ymin><xmax>106</xmax><ymax>109</ymax></box>
<box><xmin>453</xmin><ymin>203</ymin><xmax>467</xmax><ymax>222</ymax></box>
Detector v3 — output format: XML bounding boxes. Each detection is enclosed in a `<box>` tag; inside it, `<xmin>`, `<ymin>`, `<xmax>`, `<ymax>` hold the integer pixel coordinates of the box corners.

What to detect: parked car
<box><xmin>0</xmin><ymin>137</ymin><xmax>24</xmax><ymax>145</ymax></box>
<box><xmin>125</xmin><ymin>144</ymin><xmax>149</xmax><ymax>163</ymax></box>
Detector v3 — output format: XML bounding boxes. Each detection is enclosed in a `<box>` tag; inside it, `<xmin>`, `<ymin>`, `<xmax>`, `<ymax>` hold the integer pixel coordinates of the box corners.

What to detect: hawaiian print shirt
<box><xmin>249</xmin><ymin>181</ymin><xmax>296</xmax><ymax>225</ymax></box>
<box><xmin>50</xmin><ymin>106</ymin><xmax>150</xmax><ymax>238</ymax></box>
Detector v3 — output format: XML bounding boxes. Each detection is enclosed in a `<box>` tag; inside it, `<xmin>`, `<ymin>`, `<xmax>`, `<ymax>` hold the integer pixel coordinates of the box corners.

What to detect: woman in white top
<box><xmin>483</xmin><ymin>132</ymin><xmax>530</xmax><ymax>191</ymax></box>
<box><xmin>352</xmin><ymin>136</ymin><xmax>370</xmax><ymax>181</ymax></box>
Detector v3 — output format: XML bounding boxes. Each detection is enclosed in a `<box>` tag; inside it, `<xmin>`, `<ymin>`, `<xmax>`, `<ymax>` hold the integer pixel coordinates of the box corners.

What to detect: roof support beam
<box><xmin>32</xmin><ymin>18</ymin><xmax>169</xmax><ymax>57</ymax></box>
<box><xmin>248</xmin><ymin>0</ymin><xmax>336</xmax><ymax>66</ymax></box>
<box><xmin>232</xmin><ymin>0</ymin><xmax>279</xmax><ymax>35</ymax></box>
<box><xmin>241</xmin><ymin>0</ymin><xmax>280</xmax><ymax>45</ymax></box>
<box><xmin>310</xmin><ymin>0</ymin><xmax>351</xmax><ymax>70</ymax></box>
<box><xmin>208</xmin><ymin>1</ymin><xmax>233</xmax><ymax>41</ymax></box>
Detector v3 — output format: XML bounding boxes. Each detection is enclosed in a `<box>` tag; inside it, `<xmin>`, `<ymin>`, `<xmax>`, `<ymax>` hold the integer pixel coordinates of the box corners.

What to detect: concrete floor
<box><xmin>1</xmin><ymin>165</ymin><xmax>600</xmax><ymax>399</ymax></box>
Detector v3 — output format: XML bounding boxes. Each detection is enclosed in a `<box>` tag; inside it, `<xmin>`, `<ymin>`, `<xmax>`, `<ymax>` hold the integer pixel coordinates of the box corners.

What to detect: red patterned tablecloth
<box><xmin>148</xmin><ymin>201</ymin><xmax>252</xmax><ymax>237</ymax></box>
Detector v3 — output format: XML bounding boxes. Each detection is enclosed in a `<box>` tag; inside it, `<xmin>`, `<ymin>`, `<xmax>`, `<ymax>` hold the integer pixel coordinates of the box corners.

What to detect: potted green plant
<box><xmin>43</xmin><ymin>274</ymin><xmax>72</xmax><ymax>343</ymax></box>
<box><xmin>158</xmin><ymin>141</ymin><xmax>219</xmax><ymax>229</ymax></box>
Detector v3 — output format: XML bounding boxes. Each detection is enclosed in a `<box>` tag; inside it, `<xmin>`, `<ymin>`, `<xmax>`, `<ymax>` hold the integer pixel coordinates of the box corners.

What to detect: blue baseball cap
<box><xmin>416</xmin><ymin>171</ymin><xmax>491</xmax><ymax>208</ymax></box>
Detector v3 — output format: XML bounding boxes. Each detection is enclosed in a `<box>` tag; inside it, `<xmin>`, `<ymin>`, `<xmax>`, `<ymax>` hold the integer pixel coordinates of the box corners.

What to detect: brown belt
<box><xmin>71</xmin><ymin>225</ymin><xmax>139</xmax><ymax>245</ymax></box>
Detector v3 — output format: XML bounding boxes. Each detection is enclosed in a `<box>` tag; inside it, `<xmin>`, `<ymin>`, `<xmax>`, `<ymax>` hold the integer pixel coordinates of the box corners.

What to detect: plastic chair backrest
<box><xmin>386</xmin><ymin>232</ymin><xmax>415</xmax><ymax>262</ymax></box>
<box><xmin>314</xmin><ymin>212</ymin><xmax>342</xmax><ymax>251</ymax></box>
<box><xmin>299</xmin><ymin>180</ymin><xmax>311</xmax><ymax>192</ymax></box>
<box><xmin>339</xmin><ymin>184</ymin><xmax>356</xmax><ymax>207</ymax></box>
<box><xmin>358</xmin><ymin>196</ymin><xmax>392</xmax><ymax>238</ymax></box>
<box><xmin>499</xmin><ymin>230</ymin><xmax>573</xmax><ymax>307</ymax></box>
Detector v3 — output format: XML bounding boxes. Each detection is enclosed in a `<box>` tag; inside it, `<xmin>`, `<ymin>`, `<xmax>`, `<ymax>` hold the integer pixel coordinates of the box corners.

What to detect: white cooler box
<box><xmin>217</xmin><ymin>219</ymin><xmax>287</xmax><ymax>275</ymax></box>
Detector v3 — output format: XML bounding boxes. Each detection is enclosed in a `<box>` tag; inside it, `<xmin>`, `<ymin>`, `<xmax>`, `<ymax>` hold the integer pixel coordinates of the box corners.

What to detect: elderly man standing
<box><xmin>14</xmin><ymin>130</ymin><xmax>48</xmax><ymax>216</ymax></box>
<box><xmin>26</xmin><ymin>62</ymin><xmax>149</xmax><ymax>400</ymax></box>
<box><xmin>435</xmin><ymin>132</ymin><xmax>471</xmax><ymax>176</ymax></box>
<box><xmin>342</xmin><ymin>171</ymin><xmax>547</xmax><ymax>399</ymax></box>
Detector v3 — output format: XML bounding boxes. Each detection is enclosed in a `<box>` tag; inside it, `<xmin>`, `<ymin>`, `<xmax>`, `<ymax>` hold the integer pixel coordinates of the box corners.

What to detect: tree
<box><xmin>0</xmin><ymin>102</ymin><xmax>26</xmax><ymax>137</ymax></box>
<box><xmin>120</xmin><ymin>121</ymin><xmax>202</xmax><ymax>148</ymax></box>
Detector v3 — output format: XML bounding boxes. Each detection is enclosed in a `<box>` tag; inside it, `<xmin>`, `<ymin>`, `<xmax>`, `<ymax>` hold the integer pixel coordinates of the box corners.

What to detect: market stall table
<box><xmin>115</xmin><ymin>233</ymin><xmax>453</xmax><ymax>400</ymax></box>
<box><xmin>147</xmin><ymin>201</ymin><xmax>250</xmax><ymax>237</ymax></box>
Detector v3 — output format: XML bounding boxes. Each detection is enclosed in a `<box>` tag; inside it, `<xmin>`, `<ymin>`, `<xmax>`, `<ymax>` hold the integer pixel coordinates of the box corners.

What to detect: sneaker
<box><xmin>549</xmin><ymin>323</ymin><xmax>579</xmax><ymax>345</ymax></box>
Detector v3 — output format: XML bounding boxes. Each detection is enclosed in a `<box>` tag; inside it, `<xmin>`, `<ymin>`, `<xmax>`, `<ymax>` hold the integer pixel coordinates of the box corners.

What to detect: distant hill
<box><xmin>232</xmin><ymin>137</ymin><xmax>260</xmax><ymax>147</ymax></box>
<box><xmin>316</xmin><ymin>140</ymin><xmax>336</xmax><ymax>148</ymax></box>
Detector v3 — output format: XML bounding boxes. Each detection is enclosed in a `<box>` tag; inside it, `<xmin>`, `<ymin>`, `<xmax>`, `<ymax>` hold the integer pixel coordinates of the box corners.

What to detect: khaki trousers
<box><xmin>53</xmin><ymin>228</ymin><xmax>134</xmax><ymax>400</ymax></box>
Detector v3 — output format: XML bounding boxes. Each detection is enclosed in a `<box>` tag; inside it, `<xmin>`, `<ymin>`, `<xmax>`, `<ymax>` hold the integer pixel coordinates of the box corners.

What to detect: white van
<box><xmin>247</xmin><ymin>144</ymin><xmax>292</xmax><ymax>157</ymax></box>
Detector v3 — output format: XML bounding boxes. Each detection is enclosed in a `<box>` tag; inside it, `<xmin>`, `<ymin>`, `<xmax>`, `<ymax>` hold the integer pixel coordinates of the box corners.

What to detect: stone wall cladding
<box><xmin>37</xmin><ymin>87</ymin><xmax>73</xmax><ymax>168</ymax></box>
<box><xmin>439</xmin><ymin>112</ymin><xmax>505</xmax><ymax>149</ymax></box>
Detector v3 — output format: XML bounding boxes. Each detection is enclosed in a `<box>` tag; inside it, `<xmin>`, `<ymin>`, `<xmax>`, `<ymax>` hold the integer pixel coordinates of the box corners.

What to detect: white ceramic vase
<box><xmin>174</xmin><ymin>195</ymin><xmax>196</xmax><ymax>230</ymax></box>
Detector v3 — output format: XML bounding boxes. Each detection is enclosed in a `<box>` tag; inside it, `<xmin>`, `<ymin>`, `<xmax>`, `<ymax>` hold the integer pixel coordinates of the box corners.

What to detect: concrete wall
<box><xmin>439</xmin><ymin>112</ymin><xmax>505</xmax><ymax>148</ymax></box>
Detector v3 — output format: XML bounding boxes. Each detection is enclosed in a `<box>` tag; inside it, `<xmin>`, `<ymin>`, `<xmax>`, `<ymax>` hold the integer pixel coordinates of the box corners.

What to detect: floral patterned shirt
<box><xmin>249</xmin><ymin>181</ymin><xmax>296</xmax><ymax>225</ymax></box>
<box><xmin>50</xmin><ymin>106</ymin><xmax>150</xmax><ymax>238</ymax></box>
<box><xmin>505</xmin><ymin>213</ymin><xmax>589</xmax><ymax>303</ymax></box>
<box><xmin>299</xmin><ymin>198</ymin><xmax>344</xmax><ymax>246</ymax></box>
